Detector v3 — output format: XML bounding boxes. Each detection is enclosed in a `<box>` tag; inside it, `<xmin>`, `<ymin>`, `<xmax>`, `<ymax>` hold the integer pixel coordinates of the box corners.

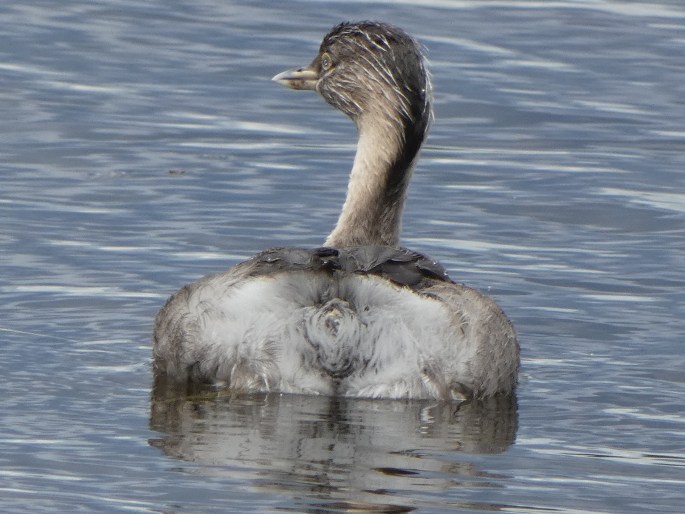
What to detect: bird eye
<box><xmin>321</xmin><ymin>52</ymin><xmax>333</xmax><ymax>71</ymax></box>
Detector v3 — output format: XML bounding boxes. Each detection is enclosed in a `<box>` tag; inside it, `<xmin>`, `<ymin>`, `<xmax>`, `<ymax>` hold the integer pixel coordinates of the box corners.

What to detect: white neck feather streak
<box><xmin>324</xmin><ymin>112</ymin><xmax>411</xmax><ymax>248</ymax></box>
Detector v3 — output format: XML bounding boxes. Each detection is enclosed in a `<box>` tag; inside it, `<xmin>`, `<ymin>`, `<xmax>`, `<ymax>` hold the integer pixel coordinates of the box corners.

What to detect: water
<box><xmin>2</xmin><ymin>1</ymin><xmax>684</xmax><ymax>512</ymax></box>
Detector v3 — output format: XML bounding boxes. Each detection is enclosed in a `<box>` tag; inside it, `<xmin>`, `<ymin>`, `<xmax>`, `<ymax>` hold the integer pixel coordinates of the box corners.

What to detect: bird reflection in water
<box><xmin>149</xmin><ymin>377</ymin><xmax>517</xmax><ymax>512</ymax></box>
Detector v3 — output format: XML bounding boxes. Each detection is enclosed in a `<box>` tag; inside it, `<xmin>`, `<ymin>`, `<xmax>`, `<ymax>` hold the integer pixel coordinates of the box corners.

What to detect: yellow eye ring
<box><xmin>321</xmin><ymin>52</ymin><xmax>333</xmax><ymax>71</ymax></box>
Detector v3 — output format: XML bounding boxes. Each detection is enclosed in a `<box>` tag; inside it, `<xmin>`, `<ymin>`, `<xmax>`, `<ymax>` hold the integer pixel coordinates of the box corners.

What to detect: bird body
<box><xmin>153</xmin><ymin>22</ymin><xmax>519</xmax><ymax>400</ymax></box>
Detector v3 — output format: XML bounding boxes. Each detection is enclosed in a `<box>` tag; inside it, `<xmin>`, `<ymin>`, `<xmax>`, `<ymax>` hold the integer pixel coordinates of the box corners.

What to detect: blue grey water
<box><xmin>1</xmin><ymin>1</ymin><xmax>684</xmax><ymax>512</ymax></box>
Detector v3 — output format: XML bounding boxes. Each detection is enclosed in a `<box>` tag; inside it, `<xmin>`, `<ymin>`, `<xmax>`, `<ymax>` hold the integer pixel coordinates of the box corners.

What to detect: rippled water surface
<box><xmin>2</xmin><ymin>1</ymin><xmax>685</xmax><ymax>512</ymax></box>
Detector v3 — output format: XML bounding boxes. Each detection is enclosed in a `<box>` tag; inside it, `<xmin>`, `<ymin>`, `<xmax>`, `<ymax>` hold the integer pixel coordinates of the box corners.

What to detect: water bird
<box><xmin>153</xmin><ymin>21</ymin><xmax>519</xmax><ymax>400</ymax></box>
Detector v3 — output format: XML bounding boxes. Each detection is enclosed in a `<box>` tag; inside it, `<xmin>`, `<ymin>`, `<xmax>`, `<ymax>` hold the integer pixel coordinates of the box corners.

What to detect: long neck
<box><xmin>324</xmin><ymin>110</ymin><xmax>427</xmax><ymax>248</ymax></box>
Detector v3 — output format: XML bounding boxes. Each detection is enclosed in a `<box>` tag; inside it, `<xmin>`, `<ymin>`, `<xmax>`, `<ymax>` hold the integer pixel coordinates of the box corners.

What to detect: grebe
<box><xmin>153</xmin><ymin>21</ymin><xmax>519</xmax><ymax>400</ymax></box>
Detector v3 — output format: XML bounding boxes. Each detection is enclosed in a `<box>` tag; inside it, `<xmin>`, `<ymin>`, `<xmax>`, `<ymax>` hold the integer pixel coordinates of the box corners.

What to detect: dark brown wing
<box><xmin>237</xmin><ymin>245</ymin><xmax>452</xmax><ymax>290</ymax></box>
